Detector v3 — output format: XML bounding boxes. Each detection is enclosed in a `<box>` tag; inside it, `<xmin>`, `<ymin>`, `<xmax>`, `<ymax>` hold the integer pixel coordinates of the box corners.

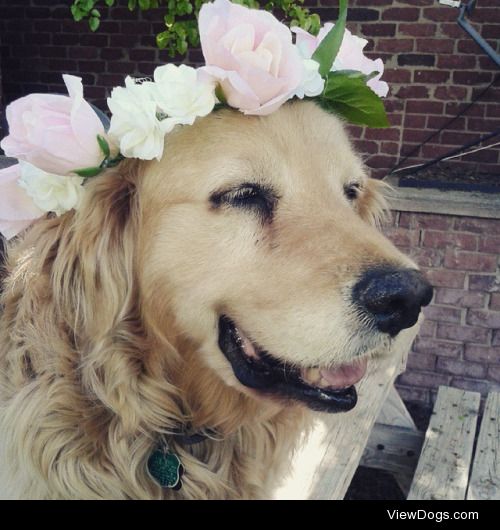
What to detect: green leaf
<box><xmin>364</xmin><ymin>70</ymin><xmax>380</xmax><ymax>83</ymax></box>
<box><xmin>174</xmin><ymin>23</ymin><xmax>186</xmax><ymax>37</ymax></box>
<box><xmin>308</xmin><ymin>13</ymin><xmax>321</xmax><ymax>36</ymax></box>
<box><xmin>178</xmin><ymin>37</ymin><xmax>188</xmax><ymax>55</ymax></box>
<box><xmin>311</xmin><ymin>0</ymin><xmax>347</xmax><ymax>78</ymax></box>
<box><xmin>90</xmin><ymin>8</ymin><xmax>101</xmax><ymax>17</ymax></box>
<box><xmin>73</xmin><ymin>166</ymin><xmax>103</xmax><ymax>178</ymax></box>
<box><xmin>128</xmin><ymin>0</ymin><xmax>137</xmax><ymax>10</ymax></box>
<box><xmin>71</xmin><ymin>10</ymin><xmax>84</xmax><ymax>22</ymax></box>
<box><xmin>89</xmin><ymin>16</ymin><xmax>100</xmax><ymax>31</ymax></box>
<box><xmin>104</xmin><ymin>0</ymin><xmax>115</xmax><ymax>6</ymax></box>
<box><xmin>334</xmin><ymin>69</ymin><xmax>380</xmax><ymax>83</ymax></box>
<box><xmin>97</xmin><ymin>135</ymin><xmax>110</xmax><ymax>158</ymax></box>
<box><xmin>139</xmin><ymin>0</ymin><xmax>150</xmax><ymax>9</ymax></box>
<box><xmin>215</xmin><ymin>84</ymin><xmax>227</xmax><ymax>105</ymax></box>
<box><xmin>79</xmin><ymin>0</ymin><xmax>93</xmax><ymax>11</ymax></box>
<box><xmin>333</xmin><ymin>69</ymin><xmax>367</xmax><ymax>79</ymax></box>
<box><xmin>156</xmin><ymin>31</ymin><xmax>170</xmax><ymax>49</ymax></box>
<box><xmin>187</xmin><ymin>26</ymin><xmax>198</xmax><ymax>44</ymax></box>
<box><xmin>319</xmin><ymin>71</ymin><xmax>389</xmax><ymax>128</ymax></box>
<box><xmin>105</xmin><ymin>153</ymin><xmax>125</xmax><ymax>168</ymax></box>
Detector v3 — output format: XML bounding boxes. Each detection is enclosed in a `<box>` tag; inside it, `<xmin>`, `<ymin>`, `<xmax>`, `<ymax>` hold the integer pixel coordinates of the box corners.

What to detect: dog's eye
<box><xmin>211</xmin><ymin>184</ymin><xmax>276</xmax><ymax>221</ymax></box>
<box><xmin>344</xmin><ymin>183</ymin><xmax>361</xmax><ymax>201</ymax></box>
<box><xmin>226</xmin><ymin>186</ymin><xmax>266</xmax><ymax>207</ymax></box>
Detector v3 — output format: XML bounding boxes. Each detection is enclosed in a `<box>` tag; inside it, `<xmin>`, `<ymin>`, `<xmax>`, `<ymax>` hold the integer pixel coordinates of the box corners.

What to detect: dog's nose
<box><xmin>352</xmin><ymin>267</ymin><xmax>433</xmax><ymax>337</ymax></box>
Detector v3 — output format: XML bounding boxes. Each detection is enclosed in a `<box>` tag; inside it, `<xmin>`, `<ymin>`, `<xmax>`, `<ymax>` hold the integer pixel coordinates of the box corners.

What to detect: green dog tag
<box><xmin>147</xmin><ymin>449</ymin><xmax>184</xmax><ymax>490</ymax></box>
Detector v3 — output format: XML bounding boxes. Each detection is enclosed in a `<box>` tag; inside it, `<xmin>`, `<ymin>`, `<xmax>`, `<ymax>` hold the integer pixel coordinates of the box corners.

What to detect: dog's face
<box><xmin>136</xmin><ymin>101</ymin><xmax>432</xmax><ymax>413</ymax></box>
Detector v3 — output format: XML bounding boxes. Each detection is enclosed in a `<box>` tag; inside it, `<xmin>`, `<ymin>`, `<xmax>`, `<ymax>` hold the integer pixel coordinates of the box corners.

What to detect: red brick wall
<box><xmin>1</xmin><ymin>0</ymin><xmax>499</xmax><ymax>176</ymax></box>
<box><xmin>385</xmin><ymin>212</ymin><xmax>500</xmax><ymax>405</ymax></box>
<box><xmin>335</xmin><ymin>0</ymin><xmax>500</xmax><ymax>178</ymax></box>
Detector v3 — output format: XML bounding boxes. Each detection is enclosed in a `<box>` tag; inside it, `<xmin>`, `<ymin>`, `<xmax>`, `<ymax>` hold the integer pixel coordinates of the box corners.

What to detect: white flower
<box><xmin>153</xmin><ymin>64</ymin><xmax>216</xmax><ymax>125</ymax></box>
<box><xmin>295</xmin><ymin>58</ymin><xmax>325</xmax><ymax>99</ymax></box>
<box><xmin>107</xmin><ymin>77</ymin><xmax>169</xmax><ymax>161</ymax></box>
<box><xmin>17</xmin><ymin>161</ymin><xmax>84</xmax><ymax>216</ymax></box>
<box><xmin>107</xmin><ymin>68</ymin><xmax>216</xmax><ymax>162</ymax></box>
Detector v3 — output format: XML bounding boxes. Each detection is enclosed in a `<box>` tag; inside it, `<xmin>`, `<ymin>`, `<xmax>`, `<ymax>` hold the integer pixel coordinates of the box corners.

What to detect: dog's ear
<box><xmin>38</xmin><ymin>160</ymin><xmax>183</xmax><ymax>435</ymax></box>
<box><xmin>0</xmin><ymin>161</ymin><xmax>186</xmax><ymax>497</ymax></box>
<box><xmin>357</xmin><ymin>177</ymin><xmax>390</xmax><ymax>228</ymax></box>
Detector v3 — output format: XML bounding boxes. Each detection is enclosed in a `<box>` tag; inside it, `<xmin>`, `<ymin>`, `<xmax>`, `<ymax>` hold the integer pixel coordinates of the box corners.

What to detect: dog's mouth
<box><xmin>218</xmin><ymin>316</ymin><xmax>367</xmax><ymax>413</ymax></box>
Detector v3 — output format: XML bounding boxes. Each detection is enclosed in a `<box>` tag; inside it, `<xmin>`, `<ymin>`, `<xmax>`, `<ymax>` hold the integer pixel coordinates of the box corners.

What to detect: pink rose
<box><xmin>294</xmin><ymin>24</ymin><xmax>389</xmax><ymax>98</ymax></box>
<box><xmin>0</xmin><ymin>164</ymin><xmax>43</xmax><ymax>240</ymax></box>
<box><xmin>199</xmin><ymin>0</ymin><xmax>303</xmax><ymax>115</ymax></box>
<box><xmin>0</xmin><ymin>75</ymin><xmax>107</xmax><ymax>175</ymax></box>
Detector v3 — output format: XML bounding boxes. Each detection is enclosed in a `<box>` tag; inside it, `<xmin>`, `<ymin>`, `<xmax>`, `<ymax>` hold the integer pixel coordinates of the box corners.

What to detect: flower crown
<box><xmin>0</xmin><ymin>0</ymin><xmax>389</xmax><ymax>240</ymax></box>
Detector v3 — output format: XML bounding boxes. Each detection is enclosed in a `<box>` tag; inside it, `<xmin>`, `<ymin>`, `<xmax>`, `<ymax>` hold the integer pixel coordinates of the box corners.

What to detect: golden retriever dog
<box><xmin>0</xmin><ymin>101</ymin><xmax>432</xmax><ymax>499</ymax></box>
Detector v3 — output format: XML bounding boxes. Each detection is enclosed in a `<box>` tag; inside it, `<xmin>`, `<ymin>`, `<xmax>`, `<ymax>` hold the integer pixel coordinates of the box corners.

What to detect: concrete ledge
<box><xmin>383</xmin><ymin>175</ymin><xmax>500</xmax><ymax>220</ymax></box>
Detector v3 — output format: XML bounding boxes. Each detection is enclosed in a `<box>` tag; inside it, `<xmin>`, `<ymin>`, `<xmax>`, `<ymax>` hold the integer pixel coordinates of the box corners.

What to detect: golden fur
<box><xmin>0</xmin><ymin>101</ymin><xmax>414</xmax><ymax>499</ymax></box>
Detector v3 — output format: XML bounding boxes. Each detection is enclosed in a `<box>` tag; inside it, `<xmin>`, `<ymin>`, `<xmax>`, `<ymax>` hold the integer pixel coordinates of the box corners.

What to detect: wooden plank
<box><xmin>394</xmin><ymin>470</ymin><xmax>414</xmax><ymax>498</ymax></box>
<box><xmin>360</xmin><ymin>424</ymin><xmax>424</xmax><ymax>477</ymax></box>
<box><xmin>408</xmin><ymin>386</ymin><xmax>480</xmax><ymax>500</ymax></box>
<box><xmin>373</xmin><ymin>386</ymin><xmax>419</xmax><ymax>497</ymax></box>
<box><xmin>377</xmin><ymin>386</ymin><xmax>417</xmax><ymax>430</ymax></box>
<box><xmin>383</xmin><ymin>175</ymin><xmax>500</xmax><ymax>220</ymax></box>
<box><xmin>275</xmin><ymin>325</ymin><xmax>418</xmax><ymax>500</ymax></box>
<box><xmin>467</xmin><ymin>392</ymin><xmax>500</xmax><ymax>500</ymax></box>
<box><xmin>360</xmin><ymin>423</ymin><xmax>423</xmax><ymax>497</ymax></box>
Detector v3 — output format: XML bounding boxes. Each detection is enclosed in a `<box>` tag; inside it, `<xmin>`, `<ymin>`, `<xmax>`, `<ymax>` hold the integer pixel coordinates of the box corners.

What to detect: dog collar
<box><xmin>172</xmin><ymin>430</ymin><xmax>213</xmax><ymax>445</ymax></box>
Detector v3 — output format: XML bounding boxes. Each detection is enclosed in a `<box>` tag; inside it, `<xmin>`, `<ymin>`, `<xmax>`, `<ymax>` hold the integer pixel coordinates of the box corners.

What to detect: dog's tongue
<box><xmin>302</xmin><ymin>358</ymin><xmax>368</xmax><ymax>390</ymax></box>
<box><xmin>320</xmin><ymin>358</ymin><xmax>368</xmax><ymax>388</ymax></box>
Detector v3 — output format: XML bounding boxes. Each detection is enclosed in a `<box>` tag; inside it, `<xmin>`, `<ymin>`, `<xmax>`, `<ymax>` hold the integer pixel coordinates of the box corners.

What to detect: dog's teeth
<box><xmin>302</xmin><ymin>367</ymin><xmax>349</xmax><ymax>389</ymax></box>
<box><xmin>301</xmin><ymin>367</ymin><xmax>322</xmax><ymax>386</ymax></box>
<box><xmin>235</xmin><ymin>328</ymin><xmax>260</xmax><ymax>359</ymax></box>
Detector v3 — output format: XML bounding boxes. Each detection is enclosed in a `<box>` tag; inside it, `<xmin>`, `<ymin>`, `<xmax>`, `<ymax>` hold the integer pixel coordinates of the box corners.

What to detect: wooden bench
<box><xmin>409</xmin><ymin>387</ymin><xmax>500</xmax><ymax>500</ymax></box>
<box><xmin>467</xmin><ymin>391</ymin><xmax>500</xmax><ymax>500</ymax></box>
<box><xmin>275</xmin><ymin>326</ymin><xmax>418</xmax><ymax>499</ymax></box>
<box><xmin>408</xmin><ymin>386</ymin><xmax>480</xmax><ymax>500</ymax></box>
<box><xmin>276</xmin><ymin>340</ymin><xmax>500</xmax><ymax>500</ymax></box>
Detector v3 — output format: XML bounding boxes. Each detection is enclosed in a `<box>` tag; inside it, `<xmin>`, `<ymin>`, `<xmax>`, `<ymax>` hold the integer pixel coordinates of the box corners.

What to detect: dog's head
<box><xmin>51</xmin><ymin>100</ymin><xmax>430</xmax><ymax>419</ymax></box>
<box><xmin>115</xmin><ymin>100</ymin><xmax>430</xmax><ymax>414</ymax></box>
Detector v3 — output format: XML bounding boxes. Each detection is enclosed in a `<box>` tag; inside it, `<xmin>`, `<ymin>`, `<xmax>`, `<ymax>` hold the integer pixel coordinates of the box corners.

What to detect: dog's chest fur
<box><xmin>0</xmin><ymin>363</ymin><xmax>309</xmax><ymax>499</ymax></box>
